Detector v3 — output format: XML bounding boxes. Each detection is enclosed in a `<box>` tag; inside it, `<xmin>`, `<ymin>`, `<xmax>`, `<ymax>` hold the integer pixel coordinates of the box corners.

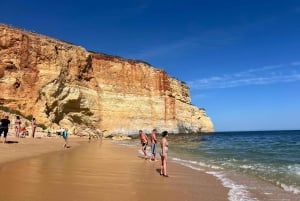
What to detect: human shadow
<box><xmin>3</xmin><ymin>140</ymin><xmax>19</xmax><ymax>144</ymax></box>
<box><xmin>156</xmin><ymin>168</ymin><xmax>169</xmax><ymax>177</ymax></box>
<box><xmin>156</xmin><ymin>168</ymin><xmax>162</xmax><ymax>175</ymax></box>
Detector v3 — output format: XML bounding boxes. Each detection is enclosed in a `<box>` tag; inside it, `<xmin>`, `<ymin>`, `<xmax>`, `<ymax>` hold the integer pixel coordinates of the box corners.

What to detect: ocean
<box><xmin>117</xmin><ymin>130</ymin><xmax>300</xmax><ymax>201</ymax></box>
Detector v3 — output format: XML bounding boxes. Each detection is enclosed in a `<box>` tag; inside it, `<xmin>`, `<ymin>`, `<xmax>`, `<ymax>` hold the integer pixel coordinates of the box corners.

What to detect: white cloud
<box><xmin>136</xmin><ymin>39</ymin><xmax>193</xmax><ymax>59</ymax></box>
<box><xmin>188</xmin><ymin>62</ymin><xmax>300</xmax><ymax>90</ymax></box>
<box><xmin>133</xmin><ymin>29</ymin><xmax>238</xmax><ymax>60</ymax></box>
<box><xmin>291</xmin><ymin>61</ymin><xmax>300</xmax><ymax>66</ymax></box>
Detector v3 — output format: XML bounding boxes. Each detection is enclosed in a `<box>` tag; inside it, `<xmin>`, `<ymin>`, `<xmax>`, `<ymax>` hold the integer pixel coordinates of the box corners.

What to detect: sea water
<box><xmin>119</xmin><ymin>130</ymin><xmax>300</xmax><ymax>201</ymax></box>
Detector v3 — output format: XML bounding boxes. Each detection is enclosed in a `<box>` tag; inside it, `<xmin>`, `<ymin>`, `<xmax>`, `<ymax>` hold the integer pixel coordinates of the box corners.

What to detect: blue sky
<box><xmin>1</xmin><ymin>0</ymin><xmax>300</xmax><ymax>131</ymax></box>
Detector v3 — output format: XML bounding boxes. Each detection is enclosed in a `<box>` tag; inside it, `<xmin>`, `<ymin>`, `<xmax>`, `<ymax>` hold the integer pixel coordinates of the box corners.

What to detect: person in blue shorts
<box><xmin>150</xmin><ymin>129</ymin><xmax>158</xmax><ymax>161</ymax></box>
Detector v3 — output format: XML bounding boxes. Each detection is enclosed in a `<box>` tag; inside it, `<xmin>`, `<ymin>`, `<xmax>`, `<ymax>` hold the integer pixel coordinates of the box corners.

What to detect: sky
<box><xmin>1</xmin><ymin>0</ymin><xmax>300</xmax><ymax>131</ymax></box>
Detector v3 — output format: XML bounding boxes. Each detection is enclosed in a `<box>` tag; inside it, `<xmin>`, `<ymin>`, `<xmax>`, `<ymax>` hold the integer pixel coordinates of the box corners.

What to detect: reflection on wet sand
<box><xmin>0</xmin><ymin>140</ymin><xmax>228</xmax><ymax>201</ymax></box>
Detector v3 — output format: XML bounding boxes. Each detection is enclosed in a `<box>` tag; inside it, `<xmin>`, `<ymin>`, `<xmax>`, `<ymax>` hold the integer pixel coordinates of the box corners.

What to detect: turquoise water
<box><xmin>119</xmin><ymin>130</ymin><xmax>300</xmax><ymax>201</ymax></box>
<box><xmin>171</xmin><ymin>130</ymin><xmax>300</xmax><ymax>191</ymax></box>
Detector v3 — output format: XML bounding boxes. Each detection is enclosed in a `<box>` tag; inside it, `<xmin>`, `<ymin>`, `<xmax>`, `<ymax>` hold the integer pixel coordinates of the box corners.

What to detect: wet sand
<box><xmin>0</xmin><ymin>136</ymin><xmax>229</xmax><ymax>201</ymax></box>
<box><xmin>0</xmin><ymin>135</ymin><xmax>83</xmax><ymax>165</ymax></box>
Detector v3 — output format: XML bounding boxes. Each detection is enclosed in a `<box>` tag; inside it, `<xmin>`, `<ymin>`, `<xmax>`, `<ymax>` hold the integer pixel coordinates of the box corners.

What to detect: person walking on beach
<box><xmin>160</xmin><ymin>131</ymin><xmax>169</xmax><ymax>177</ymax></box>
<box><xmin>150</xmin><ymin>129</ymin><xmax>158</xmax><ymax>161</ymax></box>
<box><xmin>62</xmin><ymin>128</ymin><xmax>69</xmax><ymax>148</ymax></box>
<box><xmin>0</xmin><ymin>116</ymin><xmax>10</xmax><ymax>143</ymax></box>
<box><xmin>139</xmin><ymin>130</ymin><xmax>148</xmax><ymax>159</ymax></box>
<box><xmin>14</xmin><ymin>115</ymin><xmax>21</xmax><ymax>138</ymax></box>
<box><xmin>31</xmin><ymin>117</ymin><xmax>37</xmax><ymax>138</ymax></box>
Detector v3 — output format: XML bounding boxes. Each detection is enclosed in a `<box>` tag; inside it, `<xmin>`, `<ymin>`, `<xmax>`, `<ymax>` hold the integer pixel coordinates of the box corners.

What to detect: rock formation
<box><xmin>0</xmin><ymin>23</ymin><xmax>214</xmax><ymax>136</ymax></box>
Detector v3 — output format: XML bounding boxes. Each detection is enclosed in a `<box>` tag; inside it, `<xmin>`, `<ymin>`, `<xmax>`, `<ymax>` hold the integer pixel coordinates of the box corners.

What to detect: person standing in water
<box><xmin>160</xmin><ymin>131</ymin><xmax>169</xmax><ymax>177</ymax></box>
<box><xmin>150</xmin><ymin>129</ymin><xmax>158</xmax><ymax>161</ymax></box>
<box><xmin>139</xmin><ymin>130</ymin><xmax>148</xmax><ymax>159</ymax></box>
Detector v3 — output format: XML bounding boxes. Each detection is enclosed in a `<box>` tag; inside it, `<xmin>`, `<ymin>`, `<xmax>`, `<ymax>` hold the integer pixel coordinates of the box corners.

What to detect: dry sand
<box><xmin>0</xmin><ymin>135</ymin><xmax>229</xmax><ymax>201</ymax></box>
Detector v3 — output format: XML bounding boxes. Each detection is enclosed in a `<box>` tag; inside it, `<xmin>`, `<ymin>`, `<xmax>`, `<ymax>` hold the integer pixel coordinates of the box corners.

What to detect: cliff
<box><xmin>0</xmin><ymin>23</ymin><xmax>214</xmax><ymax>135</ymax></box>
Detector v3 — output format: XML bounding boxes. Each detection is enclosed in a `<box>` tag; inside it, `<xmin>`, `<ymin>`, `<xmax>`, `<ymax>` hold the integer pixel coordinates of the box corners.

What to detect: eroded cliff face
<box><xmin>0</xmin><ymin>24</ymin><xmax>214</xmax><ymax>135</ymax></box>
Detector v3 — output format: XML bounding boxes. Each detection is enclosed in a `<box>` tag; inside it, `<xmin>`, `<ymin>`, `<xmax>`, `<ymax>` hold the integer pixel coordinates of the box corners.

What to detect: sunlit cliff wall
<box><xmin>0</xmin><ymin>24</ymin><xmax>214</xmax><ymax>135</ymax></box>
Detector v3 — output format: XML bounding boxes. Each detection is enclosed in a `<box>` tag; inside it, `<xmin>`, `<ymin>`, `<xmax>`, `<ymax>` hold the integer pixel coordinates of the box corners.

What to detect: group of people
<box><xmin>0</xmin><ymin>115</ymin><xmax>68</xmax><ymax>148</ymax></box>
<box><xmin>0</xmin><ymin>115</ymin><xmax>37</xmax><ymax>142</ymax></box>
<box><xmin>139</xmin><ymin>129</ymin><xmax>169</xmax><ymax>177</ymax></box>
<box><xmin>4</xmin><ymin>115</ymin><xmax>37</xmax><ymax>139</ymax></box>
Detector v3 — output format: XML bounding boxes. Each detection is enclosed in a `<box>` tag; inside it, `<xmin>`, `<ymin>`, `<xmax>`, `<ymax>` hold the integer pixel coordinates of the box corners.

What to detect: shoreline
<box><xmin>115</xmin><ymin>138</ymin><xmax>300</xmax><ymax>201</ymax></box>
<box><xmin>0</xmin><ymin>136</ymin><xmax>230</xmax><ymax>201</ymax></box>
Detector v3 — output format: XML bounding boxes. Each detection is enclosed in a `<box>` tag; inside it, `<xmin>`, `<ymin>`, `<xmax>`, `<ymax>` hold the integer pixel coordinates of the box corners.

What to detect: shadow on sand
<box><xmin>2</xmin><ymin>140</ymin><xmax>19</xmax><ymax>144</ymax></box>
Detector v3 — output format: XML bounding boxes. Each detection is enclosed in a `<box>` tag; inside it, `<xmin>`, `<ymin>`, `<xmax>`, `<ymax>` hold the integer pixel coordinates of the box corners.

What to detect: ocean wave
<box><xmin>288</xmin><ymin>164</ymin><xmax>300</xmax><ymax>176</ymax></box>
<box><xmin>170</xmin><ymin>157</ymin><xmax>259</xmax><ymax>200</ymax></box>
<box><xmin>171</xmin><ymin>157</ymin><xmax>223</xmax><ymax>170</ymax></box>
<box><xmin>207</xmin><ymin>171</ymin><xmax>259</xmax><ymax>201</ymax></box>
<box><xmin>278</xmin><ymin>182</ymin><xmax>300</xmax><ymax>195</ymax></box>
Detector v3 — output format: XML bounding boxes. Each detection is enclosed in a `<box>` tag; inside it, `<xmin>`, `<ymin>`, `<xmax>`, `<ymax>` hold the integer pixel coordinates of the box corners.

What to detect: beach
<box><xmin>0</xmin><ymin>134</ymin><xmax>83</xmax><ymax>165</ymax></box>
<box><xmin>0</xmin><ymin>135</ymin><xmax>229</xmax><ymax>201</ymax></box>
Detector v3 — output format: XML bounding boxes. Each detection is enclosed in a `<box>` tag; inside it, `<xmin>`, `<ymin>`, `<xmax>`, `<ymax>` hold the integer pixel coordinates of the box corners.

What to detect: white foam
<box><xmin>173</xmin><ymin>161</ymin><xmax>204</xmax><ymax>171</ymax></box>
<box><xmin>287</xmin><ymin>164</ymin><xmax>300</xmax><ymax>176</ymax></box>
<box><xmin>172</xmin><ymin>157</ymin><xmax>198</xmax><ymax>164</ymax></box>
<box><xmin>278</xmin><ymin>182</ymin><xmax>300</xmax><ymax>195</ymax></box>
<box><xmin>138</xmin><ymin>149</ymin><xmax>150</xmax><ymax>156</ymax></box>
<box><xmin>240</xmin><ymin>165</ymin><xmax>255</xmax><ymax>170</ymax></box>
<box><xmin>171</xmin><ymin>157</ymin><xmax>223</xmax><ymax>170</ymax></box>
<box><xmin>207</xmin><ymin>171</ymin><xmax>259</xmax><ymax>201</ymax></box>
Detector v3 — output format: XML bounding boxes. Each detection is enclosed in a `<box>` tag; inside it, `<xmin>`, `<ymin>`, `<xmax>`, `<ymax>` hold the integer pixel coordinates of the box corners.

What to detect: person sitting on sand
<box><xmin>19</xmin><ymin>126</ymin><xmax>28</xmax><ymax>138</ymax></box>
<box><xmin>139</xmin><ymin>130</ymin><xmax>148</xmax><ymax>158</ymax></box>
<box><xmin>0</xmin><ymin>115</ymin><xmax>10</xmax><ymax>143</ymax></box>
<box><xmin>45</xmin><ymin>127</ymin><xmax>52</xmax><ymax>137</ymax></box>
<box><xmin>160</xmin><ymin>131</ymin><xmax>169</xmax><ymax>177</ymax></box>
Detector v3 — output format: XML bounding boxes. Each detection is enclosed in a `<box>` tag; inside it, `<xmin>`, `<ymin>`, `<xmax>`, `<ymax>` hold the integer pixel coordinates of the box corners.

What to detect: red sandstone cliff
<box><xmin>0</xmin><ymin>23</ymin><xmax>214</xmax><ymax>135</ymax></box>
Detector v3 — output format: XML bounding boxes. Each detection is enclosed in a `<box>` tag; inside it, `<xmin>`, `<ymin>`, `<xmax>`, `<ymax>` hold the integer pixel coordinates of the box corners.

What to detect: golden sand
<box><xmin>0</xmin><ymin>135</ymin><xmax>229</xmax><ymax>201</ymax></box>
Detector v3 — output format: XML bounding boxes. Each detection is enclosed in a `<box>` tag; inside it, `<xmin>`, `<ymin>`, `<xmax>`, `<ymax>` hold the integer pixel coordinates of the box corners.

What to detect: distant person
<box><xmin>45</xmin><ymin>127</ymin><xmax>52</xmax><ymax>137</ymax></box>
<box><xmin>150</xmin><ymin>129</ymin><xmax>158</xmax><ymax>161</ymax></box>
<box><xmin>19</xmin><ymin>126</ymin><xmax>28</xmax><ymax>138</ymax></box>
<box><xmin>139</xmin><ymin>130</ymin><xmax>148</xmax><ymax>159</ymax></box>
<box><xmin>160</xmin><ymin>131</ymin><xmax>169</xmax><ymax>177</ymax></box>
<box><xmin>0</xmin><ymin>116</ymin><xmax>10</xmax><ymax>143</ymax></box>
<box><xmin>62</xmin><ymin>128</ymin><xmax>69</xmax><ymax>148</ymax></box>
<box><xmin>14</xmin><ymin>115</ymin><xmax>21</xmax><ymax>137</ymax></box>
<box><xmin>31</xmin><ymin>117</ymin><xmax>37</xmax><ymax>138</ymax></box>
<box><xmin>56</xmin><ymin>127</ymin><xmax>64</xmax><ymax>137</ymax></box>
